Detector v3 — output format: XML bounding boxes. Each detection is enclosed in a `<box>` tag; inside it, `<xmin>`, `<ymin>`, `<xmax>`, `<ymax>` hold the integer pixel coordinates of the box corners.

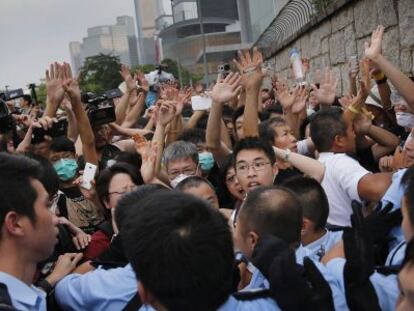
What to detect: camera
<box><xmin>0</xmin><ymin>97</ymin><xmax>14</xmax><ymax>134</ymax></box>
<box><xmin>218</xmin><ymin>63</ymin><xmax>231</xmax><ymax>78</ymax></box>
<box><xmin>82</xmin><ymin>92</ymin><xmax>116</xmax><ymax>126</ymax></box>
<box><xmin>32</xmin><ymin>119</ymin><xmax>68</xmax><ymax>144</ymax></box>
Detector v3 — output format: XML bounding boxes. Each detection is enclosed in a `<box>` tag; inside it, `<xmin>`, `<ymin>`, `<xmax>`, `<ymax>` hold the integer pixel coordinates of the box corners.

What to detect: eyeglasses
<box><xmin>168</xmin><ymin>167</ymin><xmax>198</xmax><ymax>180</ymax></box>
<box><xmin>108</xmin><ymin>185</ymin><xmax>138</xmax><ymax>196</ymax></box>
<box><xmin>235</xmin><ymin>160</ymin><xmax>271</xmax><ymax>175</ymax></box>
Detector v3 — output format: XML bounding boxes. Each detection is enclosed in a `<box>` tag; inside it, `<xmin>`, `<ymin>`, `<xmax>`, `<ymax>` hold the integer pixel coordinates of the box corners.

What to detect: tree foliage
<box><xmin>78</xmin><ymin>53</ymin><xmax>123</xmax><ymax>94</ymax></box>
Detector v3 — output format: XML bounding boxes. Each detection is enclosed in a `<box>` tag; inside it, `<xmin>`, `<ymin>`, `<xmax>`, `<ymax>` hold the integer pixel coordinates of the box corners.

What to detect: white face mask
<box><xmin>306</xmin><ymin>107</ymin><xmax>316</xmax><ymax>117</ymax></box>
<box><xmin>396</xmin><ymin>112</ymin><xmax>414</xmax><ymax>129</ymax></box>
<box><xmin>170</xmin><ymin>174</ymin><xmax>189</xmax><ymax>188</ymax></box>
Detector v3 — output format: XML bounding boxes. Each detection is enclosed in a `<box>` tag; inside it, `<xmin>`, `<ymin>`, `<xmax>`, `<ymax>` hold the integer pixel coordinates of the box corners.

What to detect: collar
<box><xmin>305</xmin><ymin>229</ymin><xmax>329</xmax><ymax>250</ymax></box>
<box><xmin>0</xmin><ymin>272</ymin><xmax>45</xmax><ymax>307</ymax></box>
<box><xmin>318</xmin><ymin>152</ymin><xmax>335</xmax><ymax>160</ymax></box>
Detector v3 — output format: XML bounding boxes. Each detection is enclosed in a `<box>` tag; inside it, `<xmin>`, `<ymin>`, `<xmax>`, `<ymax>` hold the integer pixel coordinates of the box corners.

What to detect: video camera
<box><xmin>82</xmin><ymin>92</ymin><xmax>116</xmax><ymax>126</ymax></box>
<box><xmin>0</xmin><ymin>97</ymin><xmax>14</xmax><ymax>134</ymax></box>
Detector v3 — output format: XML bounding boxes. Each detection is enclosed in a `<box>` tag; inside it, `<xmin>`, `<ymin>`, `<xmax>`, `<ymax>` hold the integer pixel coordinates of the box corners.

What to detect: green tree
<box><xmin>78</xmin><ymin>53</ymin><xmax>123</xmax><ymax>94</ymax></box>
<box><xmin>35</xmin><ymin>83</ymin><xmax>47</xmax><ymax>106</ymax></box>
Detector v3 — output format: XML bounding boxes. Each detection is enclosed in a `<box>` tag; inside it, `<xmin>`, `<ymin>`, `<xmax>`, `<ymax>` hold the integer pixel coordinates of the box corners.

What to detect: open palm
<box><xmin>211</xmin><ymin>72</ymin><xmax>242</xmax><ymax>104</ymax></box>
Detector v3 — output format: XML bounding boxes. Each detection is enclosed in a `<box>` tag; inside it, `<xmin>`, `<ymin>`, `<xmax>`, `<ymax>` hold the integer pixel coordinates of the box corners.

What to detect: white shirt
<box><xmin>318</xmin><ymin>152</ymin><xmax>370</xmax><ymax>226</ymax></box>
<box><xmin>0</xmin><ymin>272</ymin><xmax>46</xmax><ymax>311</ymax></box>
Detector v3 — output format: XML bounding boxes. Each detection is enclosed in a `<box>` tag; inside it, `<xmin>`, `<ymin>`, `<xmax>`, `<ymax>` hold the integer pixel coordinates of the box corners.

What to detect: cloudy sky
<box><xmin>0</xmin><ymin>0</ymin><xmax>136</xmax><ymax>90</ymax></box>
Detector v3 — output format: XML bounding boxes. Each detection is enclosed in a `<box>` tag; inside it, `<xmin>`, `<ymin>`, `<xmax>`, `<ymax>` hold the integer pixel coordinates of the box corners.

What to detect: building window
<box><xmin>173</xmin><ymin>1</ymin><xmax>198</xmax><ymax>22</ymax></box>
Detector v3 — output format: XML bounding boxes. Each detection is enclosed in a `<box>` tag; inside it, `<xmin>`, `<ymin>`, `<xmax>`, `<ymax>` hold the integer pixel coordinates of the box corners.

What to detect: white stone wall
<box><xmin>270</xmin><ymin>0</ymin><xmax>414</xmax><ymax>95</ymax></box>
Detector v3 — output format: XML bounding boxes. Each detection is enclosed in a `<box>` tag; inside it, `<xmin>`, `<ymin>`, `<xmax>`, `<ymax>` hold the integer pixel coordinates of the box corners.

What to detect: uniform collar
<box><xmin>0</xmin><ymin>272</ymin><xmax>45</xmax><ymax>307</ymax></box>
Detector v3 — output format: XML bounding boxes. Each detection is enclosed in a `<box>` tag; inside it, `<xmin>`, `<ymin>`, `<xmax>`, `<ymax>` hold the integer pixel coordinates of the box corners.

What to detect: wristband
<box><xmin>375</xmin><ymin>77</ymin><xmax>388</xmax><ymax>85</ymax></box>
<box><xmin>372</xmin><ymin>71</ymin><xmax>385</xmax><ymax>81</ymax></box>
<box><xmin>348</xmin><ymin>105</ymin><xmax>360</xmax><ymax>114</ymax></box>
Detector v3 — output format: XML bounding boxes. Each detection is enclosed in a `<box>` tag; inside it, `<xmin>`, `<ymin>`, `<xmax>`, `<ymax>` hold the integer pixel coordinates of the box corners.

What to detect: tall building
<box><xmin>69</xmin><ymin>16</ymin><xmax>139</xmax><ymax>74</ymax></box>
<box><xmin>133</xmin><ymin>0</ymin><xmax>159</xmax><ymax>65</ymax></box>
<box><xmin>158</xmin><ymin>0</ymin><xmax>250</xmax><ymax>82</ymax></box>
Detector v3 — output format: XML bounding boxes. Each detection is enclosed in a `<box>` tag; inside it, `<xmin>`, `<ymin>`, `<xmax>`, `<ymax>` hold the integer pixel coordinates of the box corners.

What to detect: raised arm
<box><xmin>44</xmin><ymin>62</ymin><xmax>66</xmax><ymax>118</ymax></box>
<box><xmin>365</xmin><ymin>25</ymin><xmax>414</xmax><ymax>109</ymax></box>
<box><xmin>207</xmin><ymin>72</ymin><xmax>241</xmax><ymax>163</ymax></box>
<box><xmin>233</xmin><ymin>48</ymin><xmax>265</xmax><ymax>137</ymax></box>
<box><xmin>116</xmin><ymin>65</ymin><xmax>137</xmax><ymax>125</ymax></box>
<box><xmin>62</xmin><ymin>63</ymin><xmax>98</xmax><ymax>166</ymax></box>
<box><xmin>273</xmin><ymin>147</ymin><xmax>326</xmax><ymax>182</ymax></box>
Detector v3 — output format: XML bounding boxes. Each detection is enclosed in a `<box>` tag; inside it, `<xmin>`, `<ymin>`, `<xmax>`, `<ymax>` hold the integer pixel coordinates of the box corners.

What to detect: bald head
<box><xmin>238</xmin><ymin>186</ymin><xmax>302</xmax><ymax>245</ymax></box>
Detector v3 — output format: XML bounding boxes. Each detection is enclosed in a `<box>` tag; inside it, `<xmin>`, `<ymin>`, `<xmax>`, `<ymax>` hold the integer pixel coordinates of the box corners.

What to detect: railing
<box><xmin>254</xmin><ymin>0</ymin><xmax>351</xmax><ymax>58</ymax></box>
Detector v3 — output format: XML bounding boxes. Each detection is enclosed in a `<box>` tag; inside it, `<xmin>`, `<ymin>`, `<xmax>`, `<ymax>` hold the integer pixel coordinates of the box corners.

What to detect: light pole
<box><xmin>196</xmin><ymin>0</ymin><xmax>209</xmax><ymax>86</ymax></box>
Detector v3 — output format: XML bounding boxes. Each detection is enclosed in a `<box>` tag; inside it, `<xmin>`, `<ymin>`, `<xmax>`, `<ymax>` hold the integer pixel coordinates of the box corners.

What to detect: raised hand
<box><xmin>339</xmin><ymin>95</ymin><xmax>353</xmax><ymax>110</ymax></box>
<box><xmin>291</xmin><ymin>86</ymin><xmax>308</xmax><ymax>114</ymax></box>
<box><xmin>365</xmin><ymin>25</ymin><xmax>384</xmax><ymax>61</ymax></box>
<box><xmin>137</xmin><ymin>140</ymin><xmax>158</xmax><ymax>184</ymax></box>
<box><xmin>273</xmin><ymin>77</ymin><xmax>299</xmax><ymax>109</ymax></box>
<box><xmin>62</xmin><ymin>63</ymin><xmax>81</xmax><ymax>103</ymax></box>
<box><xmin>157</xmin><ymin>101</ymin><xmax>176</xmax><ymax>126</ymax></box>
<box><xmin>210</xmin><ymin>72</ymin><xmax>242</xmax><ymax>104</ymax></box>
<box><xmin>46</xmin><ymin>62</ymin><xmax>65</xmax><ymax>105</ymax></box>
<box><xmin>233</xmin><ymin>47</ymin><xmax>265</xmax><ymax>90</ymax></box>
<box><xmin>119</xmin><ymin>65</ymin><xmax>136</xmax><ymax>93</ymax></box>
<box><xmin>310</xmin><ymin>67</ymin><xmax>338</xmax><ymax>106</ymax></box>
<box><xmin>136</xmin><ymin>70</ymin><xmax>149</xmax><ymax>93</ymax></box>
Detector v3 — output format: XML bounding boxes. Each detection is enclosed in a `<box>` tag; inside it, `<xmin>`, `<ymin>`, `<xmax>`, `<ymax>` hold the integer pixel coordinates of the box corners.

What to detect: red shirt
<box><xmin>83</xmin><ymin>230</ymin><xmax>111</xmax><ymax>261</ymax></box>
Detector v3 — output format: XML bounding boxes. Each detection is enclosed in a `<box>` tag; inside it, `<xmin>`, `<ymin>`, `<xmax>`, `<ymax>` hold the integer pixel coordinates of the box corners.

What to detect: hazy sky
<box><xmin>0</xmin><ymin>0</ymin><xmax>136</xmax><ymax>90</ymax></box>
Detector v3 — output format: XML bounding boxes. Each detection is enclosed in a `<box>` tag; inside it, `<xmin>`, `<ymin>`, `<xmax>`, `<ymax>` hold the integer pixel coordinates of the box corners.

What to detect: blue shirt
<box><xmin>385</xmin><ymin>240</ymin><xmax>406</xmax><ymax>266</ymax></box>
<box><xmin>218</xmin><ymin>295</ymin><xmax>280</xmax><ymax>310</ymax></box>
<box><xmin>326</xmin><ymin>258</ymin><xmax>399</xmax><ymax>311</ymax></box>
<box><xmin>244</xmin><ymin>252</ymin><xmax>348</xmax><ymax>311</ymax></box>
<box><xmin>304</xmin><ymin>230</ymin><xmax>343</xmax><ymax>261</ymax></box>
<box><xmin>55</xmin><ymin>264</ymin><xmax>153</xmax><ymax>311</ymax></box>
<box><xmin>381</xmin><ymin>168</ymin><xmax>406</xmax><ymax>250</ymax></box>
<box><xmin>0</xmin><ymin>272</ymin><xmax>46</xmax><ymax>311</ymax></box>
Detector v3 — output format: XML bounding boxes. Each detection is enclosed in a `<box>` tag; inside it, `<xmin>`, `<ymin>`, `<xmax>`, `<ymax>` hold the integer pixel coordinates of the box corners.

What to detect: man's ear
<box><xmin>333</xmin><ymin>134</ymin><xmax>345</xmax><ymax>149</ymax></box>
<box><xmin>272</xmin><ymin>162</ymin><xmax>279</xmax><ymax>178</ymax></box>
<box><xmin>302</xmin><ymin>218</ymin><xmax>312</xmax><ymax>235</ymax></box>
<box><xmin>138</xmin><ymin>282</ymin><xmax>155</xmax><ymax>305</ymax></box>
<box><xmin>248</xmin><ymin>231</ymin><xmax>259</xmax><ymax>253</ymax></box>
<box><xmin>3</xmin><ymin>212</ymin><xmax>26</xmax><ymax>237</ymax></box>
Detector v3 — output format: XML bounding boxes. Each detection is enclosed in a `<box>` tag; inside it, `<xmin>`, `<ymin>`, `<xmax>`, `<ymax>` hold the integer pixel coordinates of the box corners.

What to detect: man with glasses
<box><xmin>233</xmin><ymin>137</ymin><xmax>279</xmax><ymax>195</ymax></box>
<box><xmin>162</xmin><ymin>140</ymin><xmax>201</xmax><ymax>188</ymax></box>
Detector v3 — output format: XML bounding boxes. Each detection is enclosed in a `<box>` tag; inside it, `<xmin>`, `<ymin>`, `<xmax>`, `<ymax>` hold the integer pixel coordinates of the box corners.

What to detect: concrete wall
<box><xmin>267</xmin><ymin>0</ymin><xmax>414</xmax><ymax>95</ymax></box>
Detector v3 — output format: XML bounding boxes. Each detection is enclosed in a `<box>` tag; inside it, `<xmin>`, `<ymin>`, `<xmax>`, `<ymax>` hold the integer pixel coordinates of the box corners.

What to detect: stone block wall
<box><xmin>267</xmin><ymin>0</ymin><xmax>414</xmax><ymax>95</ymax></box>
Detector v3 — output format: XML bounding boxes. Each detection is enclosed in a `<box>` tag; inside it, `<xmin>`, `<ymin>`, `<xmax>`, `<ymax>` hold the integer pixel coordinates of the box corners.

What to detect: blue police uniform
<box><xmin>243</xmin><ymin>247</ymin><xmax>348</xmax><ymax>311</ymax></box>
<box><xmin>304</xmin><ymin>230</ymin><xmax>343</xmax><ymax>261</ymax></box>
<box><xmin>381</xmin><ymin>168</ymin><xmax>406</xmax><ymax>250</ymax></box>
<box><xmin>0</xmin><ymin>272</ymin><xmax>46</xmax><ymax>311</ymax></box>
<box><xmin>55</xmin><ymin>263</ymin><xmax>281</xmax><ymax>310</ymax></box>
<box><xmin>326</xmin><ymin>258</ymin><xmax>399</xmax><ymax>311</ymax></box>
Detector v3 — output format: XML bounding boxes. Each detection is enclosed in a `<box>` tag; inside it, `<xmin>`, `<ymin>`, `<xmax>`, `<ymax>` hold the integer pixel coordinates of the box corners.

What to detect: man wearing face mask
<box><xmin>392</xmin><ymin>91</ymin><xmax>414</xmax><ymax>141</ymax></box>
<box><xmin>176</xmin><ymin>129</ymin><xmax>233</xmax><ymax>207</ymax></box>
<box><xmin>49</xmin><ymin>137</ymin><xmax>104</xmax><ymax>234</ymax></box>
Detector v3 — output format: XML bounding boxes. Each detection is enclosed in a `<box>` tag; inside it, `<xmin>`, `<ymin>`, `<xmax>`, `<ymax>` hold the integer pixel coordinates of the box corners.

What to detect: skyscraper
<box><xmin>69</xmin><ymin>16</ymin><xmax>139</xmax><ymax>74</ymax></box>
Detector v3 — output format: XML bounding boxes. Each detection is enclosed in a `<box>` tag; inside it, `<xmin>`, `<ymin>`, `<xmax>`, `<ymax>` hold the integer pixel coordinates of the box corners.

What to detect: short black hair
<box><xmin>309</xmin><ymin>107</ymin><xmax>347</xmax><ymax>152</ymax></box>
<box><xmin>231</xmin><ymin>106</ymin><xmax>245</xmax><ymax>125</ymax></box>
<box><xmin>176</xmin><ymin>176</ymin><xmax>214</xmax><ymax>192</ymax></box>
<box><xmin>114</xmin><ymin>151</ymin><xmax>142</xmax><ymax>170</ymax></box>
<box><xmin>122</xmin><ymin>191</ymin><xmax>234</xmax><ymax>311</ymax></box>
<box><xmin>177</xmin><ymin>128</ymin><xmax>206</xmax><ymax>146</ymax></box>
<box><xmin>29</xmin><ymin>154</ymin><xmax>60</xmax><ymax>196</ymax></box>
<box><xmin>282</xmin><ymin>176</ymin><xmax>329</xmax><ymax>230</ymax></box>
<box><xmin>50</xmin><ymin>136</ymin><xmax>76</xmax><ymax>154</ymax></box>
<box><xmin>95</xmin><ymin>162</ymin><xmax>144</xmax><ymax>207</ymax></box>
<box><xmin>22</xmin><ymin>94</ymin><xmax>32</xmax><ymax>104</ymax></box>
<box><xmin>239</xmin><ymin>186</ymin><xmax>302</xmax><ymax>246</ymax></box>
<box><xmin>114</xmin><ymin>184</ymin><xmax>168</xmax><ymax>232</ymax></box>
<box><xmin>265</xmin><ymin>103</ymin><xmax>283</xmax><ymax>116</ymax></box>
<box><xmin>259</xmin><ymin>116</ymin><xmax>288</xmax><ymax>146</ymax></box>
<box><xmin>233</xmin><ymin>137</ymin><xmax>276</xmax><ymax>164</ymax></box>
<box><xmin>0</xmin><ymin>153</ymin><xmax>42</xmax><ymax>230</ymax></box>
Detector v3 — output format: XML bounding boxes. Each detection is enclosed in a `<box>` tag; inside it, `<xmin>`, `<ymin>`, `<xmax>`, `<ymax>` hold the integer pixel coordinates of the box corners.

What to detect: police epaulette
<box><xmin>375</xmin><ymin>265</ymin><xmax>401</xmax><ymax>276</ymax></box>
<box><xmin>232</xmin><ymin>288</ymin><xmax>271</xmax><ymax>301</ymax></box>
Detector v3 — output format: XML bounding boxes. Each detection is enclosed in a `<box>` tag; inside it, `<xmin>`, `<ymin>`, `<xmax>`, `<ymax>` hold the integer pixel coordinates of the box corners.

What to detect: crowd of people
<box><xmin>1</xmin><ymin>24</ymin><xmax>414</xmax><ymax>310</ymax></box>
